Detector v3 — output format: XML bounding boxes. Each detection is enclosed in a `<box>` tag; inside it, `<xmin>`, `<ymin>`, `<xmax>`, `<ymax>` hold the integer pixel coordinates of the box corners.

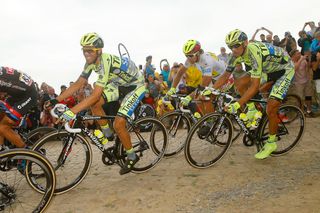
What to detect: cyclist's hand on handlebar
<box><xmin>225</xmin><ymin>102</ymin><xmax>240</xmax><ymax>114</ymax></box>
<box><xmin>181</xmin><ymin>95</ymin><xmax>192</xmax><ymax>106</ymax></box>
<box><xmin>59</xmin><ymin>109</ymin><xmax>76</xmax><ymax>122</ymax></box>
<box><xmin>166</xmin><ymin>87</ymin><xmax>176</xmax><ymax>97</ymax></box>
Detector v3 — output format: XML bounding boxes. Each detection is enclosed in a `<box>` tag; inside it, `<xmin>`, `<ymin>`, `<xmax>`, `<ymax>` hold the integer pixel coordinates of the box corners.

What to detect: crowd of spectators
<box><xmin>12</xmin><ymin>20</ymin><xmax>320</xmax><ymax>129</ymax></box>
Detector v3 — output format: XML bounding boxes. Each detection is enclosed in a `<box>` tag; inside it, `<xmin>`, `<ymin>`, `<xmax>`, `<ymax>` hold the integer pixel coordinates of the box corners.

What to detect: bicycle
<box><xmin>0</xmin><ymin>149</ymin><xmax>56</xmax><ymax>213</ymax></box>
<box><xmin>160</xmin><ymin>92</ymin><xmax>242</xmax><ymax>158</ymax></box>
<box><xmin>31</xmin><ymin>104</ymin><xmax>168</xmax><ymax>194</ymax></box>
<box><xmin>184</xmin><ymin>88</ymin><xmax>305</xmax><ymax>169</ymax></box>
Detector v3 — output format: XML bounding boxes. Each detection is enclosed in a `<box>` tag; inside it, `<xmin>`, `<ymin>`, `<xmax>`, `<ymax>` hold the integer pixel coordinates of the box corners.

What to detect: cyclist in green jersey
<box><xmin>47</xmin><ymin>33</ymin><xmax>145</xmax><ymax>174</ymax></box>
<box><xmin>204</xmin><ymin>29</ymin><xmax>295</xmax><ymax>159</ymax></box>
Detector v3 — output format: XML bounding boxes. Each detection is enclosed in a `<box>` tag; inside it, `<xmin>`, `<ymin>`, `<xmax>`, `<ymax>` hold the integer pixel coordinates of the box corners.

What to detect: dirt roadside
<box><xmin>47</xmin><ymin>117</ymin><xmax>320</xmax><ymax>213</ymax></box>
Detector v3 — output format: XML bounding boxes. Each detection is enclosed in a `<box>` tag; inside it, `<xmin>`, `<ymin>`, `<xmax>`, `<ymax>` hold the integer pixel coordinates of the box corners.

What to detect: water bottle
<box><xmin>251</xmin><ymin>111</ymin><xmax>262</xmax><ymax>129</ymax></box>
<box><xmin>239</xmin><ymin>113</ymin><xmax>251</xmax><ymax>128</ymax></box>
<box><xmin>94</xmin><ymin>129</ymin><xmax>109</xmax><ymax>145</ymax></box>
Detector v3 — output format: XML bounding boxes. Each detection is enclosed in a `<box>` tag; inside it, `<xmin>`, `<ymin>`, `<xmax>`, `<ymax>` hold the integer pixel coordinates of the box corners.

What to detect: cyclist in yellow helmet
<box><xmin>167</xmin><ymin>39</ymin><xmax>226</xmax><ymax>113</ymax></box>
<box><xmin>47</xmin><ymin>32</ymin><xmax>145</xmax><ymax>175</ymax></box>
<box><xmin>206</xmin><ymin>29</ymin><xmax>295</xmax><ymax>159</ymax></box>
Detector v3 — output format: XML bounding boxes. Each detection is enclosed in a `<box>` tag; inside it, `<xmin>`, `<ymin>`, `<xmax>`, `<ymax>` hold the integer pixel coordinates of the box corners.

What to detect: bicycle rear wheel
<box><xmin>160</xmin><ymin>112</ymin><xmax>191</xmax><ymax>157</ymax></box>
<box><xmin>31</xmin><ymin>130</ymin><xmax>92</xmax><ymax>194</ymax></box>
<box><xmin>258</xmin><ymin>104</ymin><xmax>305</xmax><ymax>156</ymax></box>
<box><xmin>119</xmin><ymin>117</ymin><xmax>167</xmax><ymax>173</ymax></box>
<box><xmin>184</xmin><ymin>112</ymin><xmax>233</xmax><ymax>169</ymax></box>
<box><xmin>0</xmin><ymin>149</ymin><xmax>56</xmax><ymax>213</ymax></box>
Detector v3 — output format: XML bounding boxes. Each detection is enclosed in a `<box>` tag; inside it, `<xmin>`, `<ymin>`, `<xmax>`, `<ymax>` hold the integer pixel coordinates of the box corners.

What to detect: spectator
<box><xmin>302</xmin><ymin>21</ymin><xmax>318</xmax><ymax>37</ymax></box>
<box><xmin>168</xmin><ymin>62</ymin><xmax>185</xmax><ymax>91</ymax></box>
<box><xmin>143</xmin><ymin>55</ymin><xmax>155</xmax><ymax>78</ymax></box>
<box><xmin>311</xmin><ymin>31</ymin><xmax>320</xmax><ymax>54</ymax></box>
<box><xmin>290</xmin><ymin>49</ymin><xmax>314</xmax><ymax>117</ymax></box>
<box><xmin>146</xmin><ymin>74</ymin><xmax>160</xmax><ymax>99</ymax></box>
<box><xmin>158</xmin><ymin>74</ymin><xmax>169</xmax><ymax>95</ymax></box>
<box><xmin>280</xmin><ymin>31</ymin><xmax>297</xmax><ymax>53</ymax></box>
<box><xmin>273</xmin><ymin>35</ymin><xmax>281</xmax><ymax>46</ymax></box>
<box><xmin>311</xmin><ymin>52</ymin><xmax>320</xmax><ymax>106</ymax></box>
<box><xmin>298</xmin><ymin>30</ymin><xmax>313</xmax><ymax>55</ymax></box>
<box><xmin>160</xmin><ymin>64</ymin><xmax>170</xmax><ymax>85</ymax></box>
<box><xmin>217</xmin><ymin>47</ymin><xmax>230</xmax><ymax>64</ymax></box>
<box><xmin>250</xmin><ymin>27</ymin><xmax>273</xmax><ymax>43</ymax></box>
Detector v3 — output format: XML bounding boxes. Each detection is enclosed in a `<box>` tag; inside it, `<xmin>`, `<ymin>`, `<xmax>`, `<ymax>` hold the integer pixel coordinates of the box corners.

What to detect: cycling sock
<box><xmin>126</xmin><ymin>148</ymin><xmax>136</xmax><ymax>160</ymax></box>
<box><xmin>268</xmin><ymin>134</ymin><xmax>276</xmax><ymax>143</ymax></box>
<box><xmin>101</xmin><ymin>123</ymin><xmax>113</xmax><ymax>138</ymax></box>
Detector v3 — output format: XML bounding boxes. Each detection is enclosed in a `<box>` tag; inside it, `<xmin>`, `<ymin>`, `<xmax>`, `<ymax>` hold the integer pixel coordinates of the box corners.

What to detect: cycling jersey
<box><xmin>0</xmin><ymin>67</ymin><xmax>38</xmax><ymax>121</ymax></box>
<box><xmin>80</xmin><ymin>53</ymin><xmax>145</xmax><ymax>118</ymax></box>
<box><xmin>185</xmin><ymin>52</ymin><xmax>226</xmax><ymax>80</ymax></box>
<box><xmin>226</xmin><ymin>42</ymin><xmax>294</xmax><ymax>100</ymax></box>
<box><xmin>185</xmin><ymin>64</ymin><xmax>202</xmax><ymax>88</ymax></box>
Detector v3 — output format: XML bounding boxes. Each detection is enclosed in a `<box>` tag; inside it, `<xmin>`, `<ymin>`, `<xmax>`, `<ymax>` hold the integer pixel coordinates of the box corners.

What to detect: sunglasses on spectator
<box><xmin>185</xmin><ymin>52</ymin><xmax>199</xmax><ymax>58</ymax></box>
<box><xmin>82</xmin><ymin>48</ymin><xmax>100</xmax><ymax>54</ymax></box>
<box><xmin>228</xmin><ymin>43</ymin><xmax>241</xmax><ymax>50</ymax></box>
<box><xmin>173</xmin><ymin>65</ymin><xmax>180</xmax><ymax>68</ymax></box>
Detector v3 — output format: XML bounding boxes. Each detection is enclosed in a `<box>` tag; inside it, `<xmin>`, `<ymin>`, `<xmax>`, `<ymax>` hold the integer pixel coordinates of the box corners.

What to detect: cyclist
<box><xmin>47</xmin><ymin>33</ymin><xmax>145</xmax><ymax>175</ymax></box>
<box><xmin>167</xmin><ymin>40</ymin><xmax>226</xmax><ymax>113</ymax></box>
<box><xmin>205</xmin><ymin>29</ymin><xmax>294</xmax><ymax>159</ymax></box>
<box><xmin>0</xmin><ymin>66</ymin><xmax>38</xmax><ymax>149</ymax></box>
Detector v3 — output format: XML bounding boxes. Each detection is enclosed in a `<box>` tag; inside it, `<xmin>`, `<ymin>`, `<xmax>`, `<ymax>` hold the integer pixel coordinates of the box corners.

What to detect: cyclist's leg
<box><xmin>255</xmin><ymin>66</ymin><xmax>294</xmax><ymax>159</ymax></box>
<box><xmin>115</xmin><ymin>84</ymin><xmax>145</xmax><ymax>175</ymax></box>
<box><xmin>91</xmin><ymin>83</ymin><xmax>119</xmax><ymax>139</ymax></box>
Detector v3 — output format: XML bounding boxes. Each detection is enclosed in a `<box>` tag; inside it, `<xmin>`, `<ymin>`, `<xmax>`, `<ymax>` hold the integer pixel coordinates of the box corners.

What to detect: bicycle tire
<box><xmin>26</xmin><ymin>127</ymin><xmax>56</xmax><ymax>146</ymax></box>
<box><xmin>31</xmin><ymin>130</ymin><xmax>92</xmax><ymax>194</ymax></box>
<box><xmin>159</xmin><ymin>111</ymin><xmax>191</xmax><ymax>157</ymax></box>
<box><xmin>258</xmin><ymin>104</ymin><xmax>305</xmax><ymax>156</ymax></box>
<box><xmin>118</xmin><ymin>117</ymin><xmax>168</xmax><ymax>173</ymax></box>
<box><xmin>0</xmin><ymin>149</ymin><xmax>56</xmax><ymax>213</ymax></box>
<box><xmin>184</xmin><ymin>112</ymin><xmax>233</xmax><ymax>169</ymax></box>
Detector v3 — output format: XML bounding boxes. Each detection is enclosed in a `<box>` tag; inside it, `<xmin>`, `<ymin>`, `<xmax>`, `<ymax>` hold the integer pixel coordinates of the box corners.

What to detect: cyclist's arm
<box><xmin>172</xmin><ymin>65</ymin><xmax>187</xmax><ymax>88</ymax></box>
<box><xmin>56</xmin><ymin>76</ymin><xmax>87</xmax><ymax>102</ymax></box>
<box><xmin>212</xmin><ymin>71</ymin><xmax>231</xmax><ymax>89</ymax></box>
<box><xmin>70</xmin><ymin>84</ymin><xmax>103</xmax><ymax>114</ymax></box>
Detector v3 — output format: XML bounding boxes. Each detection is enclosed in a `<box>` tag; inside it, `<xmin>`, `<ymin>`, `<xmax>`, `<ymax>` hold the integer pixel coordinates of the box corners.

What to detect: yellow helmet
<box><xmin>80</xmin><ymin>32</ymin><xmax>104</xmax><ymax>48</ymax></box>
<box><xmin>183</xmin><ymin>40</ymin><xmax>201</xmax><ymax>54</ymax></box>
<box><xmin>225</xmin><ymin>29</ymin><xmax>248</xmax><ymax>47</ymax></box>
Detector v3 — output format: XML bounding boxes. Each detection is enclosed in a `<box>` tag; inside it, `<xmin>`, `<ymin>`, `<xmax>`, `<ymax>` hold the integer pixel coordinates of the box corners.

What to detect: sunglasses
<box><xmin>173</xmin><ymin>65</ymin><xmax>180</xmax><ymax>68</ymax></box>
<box><xmin>82</xmin><ymin>48</ymin><xmax>100</xmax><ymax>54</ymax></box>
<box><xmin>228</xmin><ymin>43</ymin><xmax>241</xmax><ymax>49</ymax></box>
<box><xmin>185</xmin><ymin>52</ymin><xmax>198</xmax><ymax>58</ymax></box>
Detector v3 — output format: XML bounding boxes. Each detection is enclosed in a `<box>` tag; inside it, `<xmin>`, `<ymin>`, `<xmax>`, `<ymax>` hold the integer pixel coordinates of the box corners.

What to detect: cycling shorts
<box><xmin>269</xmin><ymin>65</ymin><xmax>295</xmax><ymax>100</ymax></box>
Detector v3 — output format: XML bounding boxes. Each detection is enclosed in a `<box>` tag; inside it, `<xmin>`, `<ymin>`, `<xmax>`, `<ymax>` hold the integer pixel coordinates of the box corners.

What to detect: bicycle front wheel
<box><xmin>31</xmin><ymin>130</ymin><xmax>92</xmax><ymax>194</ymax></box>
<box><xmin>119</xmin><ymin>117</ymin><xmax>168</xmax><ymax>173</ymax></box>
<box><xmin>0</xmin><ymin>149</ymin><xmax>56</xmax><ymax>213</ymax></box>
<box><xmin>160</xmin><ymin>112</ymin><xmax>191</xmax><ymax>157</ymax></box>
<box><xmin>258</xmin><ymin>104</ymin><xmax>305</xmax><ymax>156</ymax></box>
<box><xmin>184</xmin><ymin>112</ymin><xmax>233</xmax><ymax>169</ymax></box>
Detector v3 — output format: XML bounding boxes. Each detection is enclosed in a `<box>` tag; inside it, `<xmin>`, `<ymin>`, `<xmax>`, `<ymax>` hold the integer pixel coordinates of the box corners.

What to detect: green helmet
<box><xmin>80</xmin><ymin>32</ymin><xmax>104</xmax><ymax>48</ymax></box>
<box><xmin>225</xmin><ymin>29</ymin><xmax>248</xmax><ymax>47</ymax></box>
<box><xmin>183</xmin><ymin>40</ymin><xmax>201</xmax><ymax>54</ymax></box>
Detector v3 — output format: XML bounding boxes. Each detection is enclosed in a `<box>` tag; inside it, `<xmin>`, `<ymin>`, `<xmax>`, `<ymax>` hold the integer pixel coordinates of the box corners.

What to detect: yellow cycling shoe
<box><xmin>255</xmin><ymin>142</ymin><xmax>277</xmax><ymax>159</ymax></box>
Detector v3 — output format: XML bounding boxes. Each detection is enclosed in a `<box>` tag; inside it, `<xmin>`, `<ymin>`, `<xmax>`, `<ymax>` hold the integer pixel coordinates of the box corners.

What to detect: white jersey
<box><xmin>184</xmin><ymin>52</ymin><xmax>226</xmax><ymax>80</ymax></box>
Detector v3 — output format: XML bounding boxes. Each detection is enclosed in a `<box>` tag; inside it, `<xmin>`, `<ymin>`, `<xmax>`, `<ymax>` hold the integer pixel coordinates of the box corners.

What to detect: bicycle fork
<box><xmin>57</xmin><ymin>135</ymin><xmax>75</xmax><ymax>167</ymax></box>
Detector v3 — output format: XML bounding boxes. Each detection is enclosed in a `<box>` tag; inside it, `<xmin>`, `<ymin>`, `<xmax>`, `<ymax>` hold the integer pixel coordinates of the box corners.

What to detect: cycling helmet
<box><xmin>80</xmin><ymin>32</ymin><xmax>104</xmax><ymax>48</ymax></box>
<box><xmin>183</xmin><ymin>40</ymin><xmax>201</xmax><ymax>54</ymax></box>
<box><xmin>225</xmin><ymin>29</ymin><xmax>248</xmax><ymax>47</ymax></box>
